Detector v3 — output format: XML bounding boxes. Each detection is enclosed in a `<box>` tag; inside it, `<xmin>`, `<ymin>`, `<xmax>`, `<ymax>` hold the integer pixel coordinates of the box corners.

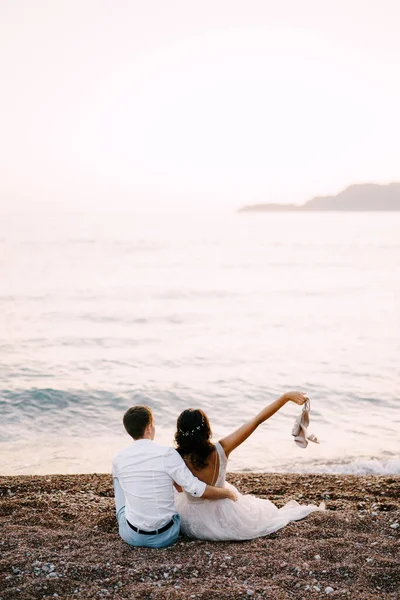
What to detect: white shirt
<box><xmin>112</xmin><ymin>439</ymin><xmax>207</xmax><ymax>530</ymax></box>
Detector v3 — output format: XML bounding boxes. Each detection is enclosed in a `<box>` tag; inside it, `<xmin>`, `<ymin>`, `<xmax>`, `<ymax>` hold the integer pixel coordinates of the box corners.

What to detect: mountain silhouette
<box><xmin>239</xmin><ymin>183</ymin><xmax>400</xmax><ymax>212</ymax></box>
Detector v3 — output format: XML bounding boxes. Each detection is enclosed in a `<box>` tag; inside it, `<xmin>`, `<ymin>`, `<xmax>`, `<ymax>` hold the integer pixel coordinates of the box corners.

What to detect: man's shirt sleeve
<box><xmin>164</xmin><ymin>448</ymin><xmax>207</xmax><ymax>498</ymax></box>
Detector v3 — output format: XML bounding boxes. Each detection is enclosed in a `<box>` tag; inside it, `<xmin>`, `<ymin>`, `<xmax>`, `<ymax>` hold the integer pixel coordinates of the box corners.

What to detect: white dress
<box><xmin>175</xmin><ymin>442</ymin><xmax>324</xmax><ymax>541</ymax></box>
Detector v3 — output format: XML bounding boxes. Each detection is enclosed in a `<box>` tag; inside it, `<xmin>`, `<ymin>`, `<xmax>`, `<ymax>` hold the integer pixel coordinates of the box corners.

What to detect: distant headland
<box><xmin>238</xmin><ymin>182</ymin><xmax>400</xmax><ymax>212</ymax></box>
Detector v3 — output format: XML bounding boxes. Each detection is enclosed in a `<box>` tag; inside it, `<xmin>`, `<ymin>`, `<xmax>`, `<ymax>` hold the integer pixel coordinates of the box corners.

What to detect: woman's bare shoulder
<box><xmin>218</xmin><ymin>439</ymin><xmax>229</xmax><ymax>458</ymax></box>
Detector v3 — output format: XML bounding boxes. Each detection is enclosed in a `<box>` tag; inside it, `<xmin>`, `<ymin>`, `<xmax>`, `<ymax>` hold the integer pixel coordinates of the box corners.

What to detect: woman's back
<box><xmin>174</xmin><ymin>397</ymin><xmax>324</xmax><ymax>540</ymax></box>
<box><xmin>182</xmin><ymin>443</ymin><xmax>227</xmax><ymax>503</ymax></box>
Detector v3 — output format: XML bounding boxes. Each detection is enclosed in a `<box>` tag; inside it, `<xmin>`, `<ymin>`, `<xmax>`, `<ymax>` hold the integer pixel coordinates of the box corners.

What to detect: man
<box><xmin>112</xmin><ymin>405</ymin><xmax>237</xmax><ymax>548</ymax></box>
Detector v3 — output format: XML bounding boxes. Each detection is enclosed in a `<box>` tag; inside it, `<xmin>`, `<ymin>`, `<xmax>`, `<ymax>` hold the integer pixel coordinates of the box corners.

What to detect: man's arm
<box><xmin>173</xmin><ymin>479</ymin><xmax>236</xmax><ymax>501</ymax></box>
<box><xmin>202</xmin><ymin>484</ymin><xmax>237</xmax><ymax>501</ymax></box>
<box><xmin>166</xmin><ymin>448</ymin><xmax>236</xmax><ymax>501</ymax></box>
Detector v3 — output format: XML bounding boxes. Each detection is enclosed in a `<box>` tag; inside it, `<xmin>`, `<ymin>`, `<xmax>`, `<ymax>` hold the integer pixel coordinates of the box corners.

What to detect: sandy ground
<box><xmin>0</xmin><ymin>473</ymin><xmax>399</xmax><ymax>599</ymax></box>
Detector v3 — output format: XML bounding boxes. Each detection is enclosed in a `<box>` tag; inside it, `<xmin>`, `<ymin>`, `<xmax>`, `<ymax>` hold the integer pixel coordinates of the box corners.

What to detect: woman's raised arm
<box><xmin>219</xmin><ymin>391</ymin><xmax>308</xmax><ymax>458</ymax></box>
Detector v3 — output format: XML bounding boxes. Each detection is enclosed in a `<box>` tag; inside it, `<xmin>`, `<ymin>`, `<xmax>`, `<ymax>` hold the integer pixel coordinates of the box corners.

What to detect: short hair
<box><xmin>123</xmin><ymin>405</ymin><xmax>153</xmax><ymax>439</ymax></box>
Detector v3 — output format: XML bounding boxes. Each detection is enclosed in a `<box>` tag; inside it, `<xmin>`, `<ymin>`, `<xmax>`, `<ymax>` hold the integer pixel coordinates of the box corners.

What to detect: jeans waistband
<box><xmin>126</xmin><ymin>518</ymin><xmax>174</xmax><ymax>536</ymax></box>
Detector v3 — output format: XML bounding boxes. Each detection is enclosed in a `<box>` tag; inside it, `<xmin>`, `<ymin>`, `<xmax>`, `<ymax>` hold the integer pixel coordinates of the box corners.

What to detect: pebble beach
<box><xmin>1</xmin><ymin>473</ymin><xmax>399</xmax><ymax>599</ymax></box>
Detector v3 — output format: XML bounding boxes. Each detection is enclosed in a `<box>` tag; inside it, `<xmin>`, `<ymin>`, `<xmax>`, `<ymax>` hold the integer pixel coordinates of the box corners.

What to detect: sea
<box><xmin>1</xmin><ymin>210</ymin><xmax>399</xmax><ymax>476</ymax></box>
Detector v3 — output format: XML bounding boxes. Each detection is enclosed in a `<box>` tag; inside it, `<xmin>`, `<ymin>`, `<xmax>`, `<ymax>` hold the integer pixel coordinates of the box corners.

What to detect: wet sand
<box><xmin>1</xmin><ymin>473</ymin><xmax>399</xmax><ymax>599</ymax></box>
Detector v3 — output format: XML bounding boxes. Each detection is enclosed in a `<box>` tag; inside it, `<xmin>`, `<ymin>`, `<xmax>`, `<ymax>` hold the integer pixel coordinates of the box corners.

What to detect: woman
<box><xmin>174</xmin><ymin>391</ymin><xmax>324</xmax><ymax>541</ymax></box>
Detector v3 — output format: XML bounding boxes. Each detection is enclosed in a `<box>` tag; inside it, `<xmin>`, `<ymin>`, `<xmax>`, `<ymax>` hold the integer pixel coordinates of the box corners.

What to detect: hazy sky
<box><xmin>1</xmin><ymin>0</ymin><xmax>399</xmax><ymax>212</ymax></box>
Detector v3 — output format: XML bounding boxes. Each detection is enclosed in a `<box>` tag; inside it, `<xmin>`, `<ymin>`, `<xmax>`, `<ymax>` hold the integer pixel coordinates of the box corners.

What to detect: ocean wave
<box><xmin>0</xmin><ymin>388</ymin><xmax>129</xmax><ymax>415</ymax></box>
<box><xmin>281</xmin><ymin>456</ymin><xmax>400</xmax><ymax>476</ymax></box>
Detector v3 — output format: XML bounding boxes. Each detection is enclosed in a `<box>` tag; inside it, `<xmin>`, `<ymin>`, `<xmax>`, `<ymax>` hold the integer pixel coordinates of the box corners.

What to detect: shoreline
<box><xmin>1</xmin><ymin>473</ymin><xmax>399</xmax><ymax>599</ymax></box>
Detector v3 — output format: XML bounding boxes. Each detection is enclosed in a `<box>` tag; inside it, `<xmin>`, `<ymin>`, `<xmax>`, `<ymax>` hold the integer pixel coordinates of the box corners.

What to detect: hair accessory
<box><xmin>179</xmin><ymin>417</ymin><xmax>205</xmax><ymax>436</ymax></box>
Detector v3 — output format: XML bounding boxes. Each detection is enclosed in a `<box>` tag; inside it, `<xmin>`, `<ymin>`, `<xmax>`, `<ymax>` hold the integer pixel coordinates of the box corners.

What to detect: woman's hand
<box><xmin>281</xmin><ymin>391</ymin><xmax>309</xmax><ymax>406</ymax></box>
<box><xmin>219</xmin><ymin>391</ymin><xmax>309</xmax><ymax>459</ymax></box>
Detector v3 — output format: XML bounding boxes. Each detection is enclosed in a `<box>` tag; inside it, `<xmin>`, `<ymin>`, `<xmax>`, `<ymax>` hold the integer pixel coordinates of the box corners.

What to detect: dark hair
<box><xmin>174</xmin><ymin>409</ymin><xmax>214</xmax><ymax>470</ymax></box>
<box><xmin>123</xmin><ymin>405</ymin><xmax>153</xmax><ymax>439</ymax></box>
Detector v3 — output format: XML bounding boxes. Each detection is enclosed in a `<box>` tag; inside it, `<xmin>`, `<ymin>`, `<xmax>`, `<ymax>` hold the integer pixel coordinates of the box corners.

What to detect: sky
<box><xmin>1</xmin><ymin>0</ymin><xmax>399</xmax><ymax>213</ymax></box>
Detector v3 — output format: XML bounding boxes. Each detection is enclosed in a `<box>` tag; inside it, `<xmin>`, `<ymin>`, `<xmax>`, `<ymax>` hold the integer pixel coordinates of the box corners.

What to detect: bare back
<box><xmin>183</xmin><ymin>445</ymin><xmax>220</xmax><ymax>486</ymax></box>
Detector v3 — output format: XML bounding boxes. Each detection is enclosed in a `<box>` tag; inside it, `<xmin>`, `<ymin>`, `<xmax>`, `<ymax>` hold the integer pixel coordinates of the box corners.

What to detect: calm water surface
<box><xmin>1</xmin><ymin>211</ymin><xmax>399</xmax><ymax>475</ymax></box>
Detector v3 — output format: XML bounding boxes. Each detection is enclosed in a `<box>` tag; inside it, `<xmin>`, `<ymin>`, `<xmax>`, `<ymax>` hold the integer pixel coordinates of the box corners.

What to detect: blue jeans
<box><xmin>113</xmin><ymin>477</ymin><xmax>180</xmax><ymax>548</ymax></box>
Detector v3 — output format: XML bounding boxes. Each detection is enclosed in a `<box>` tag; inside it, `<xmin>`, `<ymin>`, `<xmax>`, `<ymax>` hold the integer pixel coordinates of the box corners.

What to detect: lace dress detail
<box><xmin>175</xmin><ymin>442</ymin><xmax>324</xmax><ymax>541</ymax></box>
